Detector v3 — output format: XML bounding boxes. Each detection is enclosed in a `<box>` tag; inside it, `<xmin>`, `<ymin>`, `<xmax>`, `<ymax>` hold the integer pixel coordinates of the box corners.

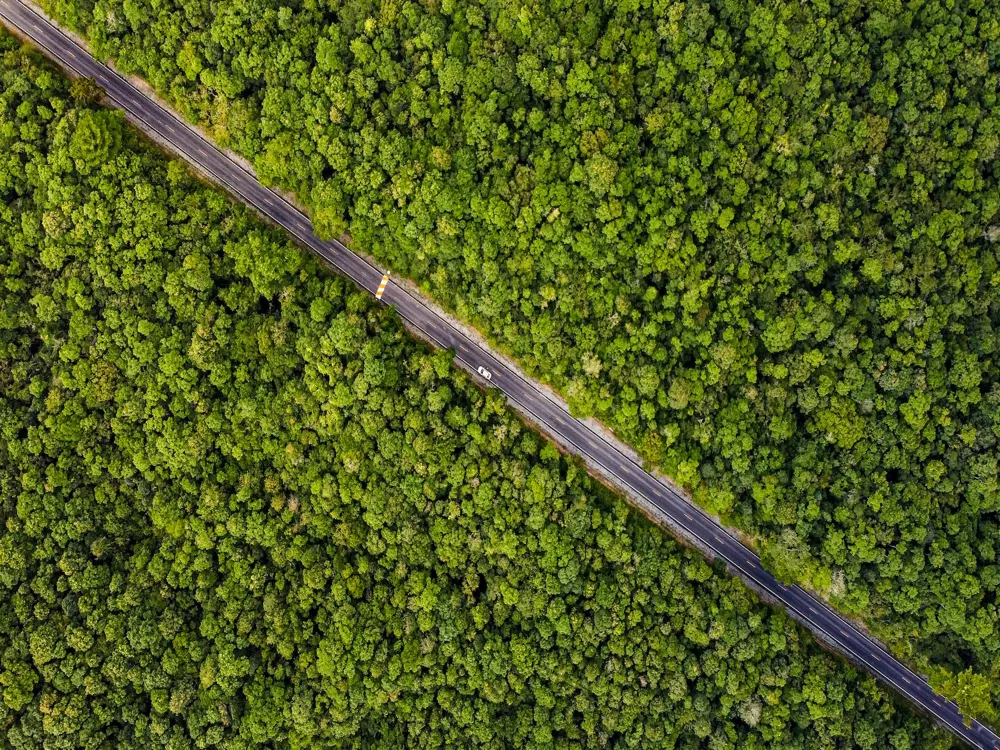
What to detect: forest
<box><xmin>31</xmin><ymin>0</ymin><xmax>1000</xmax><ymax>720</ymax></box>
<box><xmin>0</xmin><ymin>35</ymin><xmax>966</xmax><ymax>747</ymax></box>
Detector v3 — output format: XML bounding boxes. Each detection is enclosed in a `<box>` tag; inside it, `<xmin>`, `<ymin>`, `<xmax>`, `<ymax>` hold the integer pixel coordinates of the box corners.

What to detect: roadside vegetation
<box><xmin>0</xmin><ymin>36</ymin><xmax>961</xmax><ymax>747</ymax></box>
<box><xmin>33</xmin><ymin>0</ymin><xmax>1000</xmax><ymax>718</ymax></box>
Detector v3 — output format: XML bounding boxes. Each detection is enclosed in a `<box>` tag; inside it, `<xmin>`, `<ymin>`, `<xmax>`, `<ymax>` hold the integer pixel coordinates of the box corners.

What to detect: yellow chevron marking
<box><xmin>375</xmin><ymin>273</ymin><xmax>390</xmax><ymax>300</ymax></box>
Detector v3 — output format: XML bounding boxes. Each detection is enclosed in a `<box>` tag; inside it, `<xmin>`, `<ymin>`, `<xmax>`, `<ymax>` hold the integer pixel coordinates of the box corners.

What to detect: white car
<box><xmin>477</xmin><ymin>366</ymin><xmax>492</xmax><ymax>381</ymax></box>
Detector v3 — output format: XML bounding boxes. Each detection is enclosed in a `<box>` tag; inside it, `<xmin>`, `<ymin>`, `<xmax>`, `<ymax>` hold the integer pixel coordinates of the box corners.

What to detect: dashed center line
<box><xmin>13</xmin><ymin>11</ymin><xmax>994</xmax><ymax>744</ymax></box>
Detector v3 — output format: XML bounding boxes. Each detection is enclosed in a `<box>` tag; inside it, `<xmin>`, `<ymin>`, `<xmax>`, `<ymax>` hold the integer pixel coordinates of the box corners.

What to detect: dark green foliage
<box><xmin>0</xmin><ymin>39</ymin><xmax>957</xmax><ymax>747</ymax></box>
<box><xmin>67</xmin><ymin>76</ymin><xmax>104</xmax><ymax>105</ymax></box>
<box><xmin>34</xmin><ymin>0</ymin><xmax>1000</xmax><ymax>702</ymax></box>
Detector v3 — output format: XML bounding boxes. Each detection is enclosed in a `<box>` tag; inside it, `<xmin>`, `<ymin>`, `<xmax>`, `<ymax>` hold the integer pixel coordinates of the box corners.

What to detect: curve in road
<box><xmin>1</xmin><ymin>2</ymin><xmax>997</xmax><ymax>747</ymax></box>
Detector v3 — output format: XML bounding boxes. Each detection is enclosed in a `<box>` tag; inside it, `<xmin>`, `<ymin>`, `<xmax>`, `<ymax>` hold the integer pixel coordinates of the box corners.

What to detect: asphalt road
<box><xmin>2</xmin><ymin>2</ymin><xmax>998</xmax><ymax>747</ymax></box>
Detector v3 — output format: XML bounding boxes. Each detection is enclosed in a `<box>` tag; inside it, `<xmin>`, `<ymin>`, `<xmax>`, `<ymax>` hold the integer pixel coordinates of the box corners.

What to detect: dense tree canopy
<box><xmin>35</xmin><ymin>0</ymin><xmax>1000</xmax><ymax>711</ymax></box>
<box><xmin>0</xmin><ymin>37</ymin><xmax>961</xmax><ymax>747</ymax></box>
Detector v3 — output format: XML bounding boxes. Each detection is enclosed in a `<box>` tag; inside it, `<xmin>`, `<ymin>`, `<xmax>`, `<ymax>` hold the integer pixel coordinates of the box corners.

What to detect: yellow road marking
<box><xmin>375</xmin><ymin>273</ymin><xmax>390</xmax><ymax>300</ymax></box>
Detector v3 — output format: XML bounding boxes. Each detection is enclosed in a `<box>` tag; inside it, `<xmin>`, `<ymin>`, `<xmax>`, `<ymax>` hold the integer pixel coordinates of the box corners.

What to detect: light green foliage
<box><xmin>34</xmin><ymin>0</ymin><xmax>1000</xmax><ymax>707</ymax></box>
<box><xmin>66</xmin><ymin>108</ymin><xmax>122</xmax><ymax>170</ymax></box>
<box><xmin>931</xmin><ymin>667</ymin><xmax>999</xmax><ymax>728</ymax></box>
<box><xmin>0</xmin><ymin>39</ymin><xmax>958</xmax><ymax>748</ymax></box>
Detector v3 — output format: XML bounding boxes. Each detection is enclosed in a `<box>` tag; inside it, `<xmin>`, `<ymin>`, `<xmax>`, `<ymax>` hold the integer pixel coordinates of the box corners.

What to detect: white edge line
<box><xmin>502</xmin><ymin>388</ymin><xmax>988</xmax><ymax>746</ymax></box>
<box><xmin>9</xmin><ymin>6</ymin><xmax>997</xmax><ymax>745</ymax></box>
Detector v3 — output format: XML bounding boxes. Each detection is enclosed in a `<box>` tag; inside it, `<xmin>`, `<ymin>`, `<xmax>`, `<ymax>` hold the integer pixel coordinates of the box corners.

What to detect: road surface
<box><xmin>2</xmin><ymin>2</ymin><xmax>997</xmax><ymax>747</ymax></box>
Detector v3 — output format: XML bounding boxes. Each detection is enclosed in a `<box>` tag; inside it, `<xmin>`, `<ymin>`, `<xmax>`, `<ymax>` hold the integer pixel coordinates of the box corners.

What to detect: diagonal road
<box><xmin>2</xmin><ymin>1</ymin><xmax>998</xmax><ymax>746</ymax></box>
